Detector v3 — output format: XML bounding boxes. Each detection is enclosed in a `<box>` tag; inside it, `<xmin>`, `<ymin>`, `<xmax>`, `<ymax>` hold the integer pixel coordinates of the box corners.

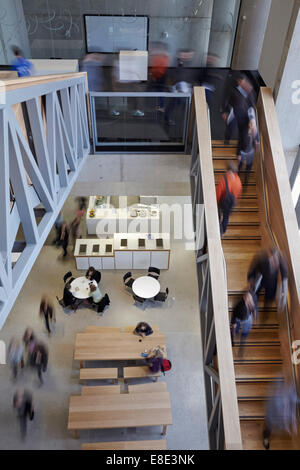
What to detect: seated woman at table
<box><xmin>133</xmin><ymin>322</ymin><xmax>153</xmax><ymax>338</ymax></box>
<box><xmin>86</xmin><ymin>266</ymin><xmax>101</xmax><ymax>284</ymax></box>
<box><xmin>146</xmin><ymin>348</ymin><xmax>164</xmax><ymax>373</ymax></box>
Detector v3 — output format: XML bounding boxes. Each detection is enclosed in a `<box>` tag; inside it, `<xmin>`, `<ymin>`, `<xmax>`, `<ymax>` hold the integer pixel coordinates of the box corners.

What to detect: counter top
<box><xmin>113</xmin><ymin>233</ymin><xmax>170</xmax><ymax>251</ymax></box>
<box><xmin>74</xmin><ymin>234</ymin><xmax>170</xmax><ymax>257</ymax></box>
<box><xmin>74</xmin><ymin>238</ymin><xmax>114</xmax><ymax>257</ymax></box>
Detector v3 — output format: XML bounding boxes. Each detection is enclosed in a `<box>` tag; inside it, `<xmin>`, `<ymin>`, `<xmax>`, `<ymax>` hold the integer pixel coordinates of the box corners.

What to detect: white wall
<box><xmin>232</xmin><ymin>0</ymin><xmax>272</xmax><ymax>70</ymax></box>
<box><xmin>275</xmin><ymin>7</ymin><xmax>300</xmax><ymax>168</ymax></box>
<box><xmin>259</xmin><ymin>0</ymin><xmax>294</xmax><ymax>88</ymax></box>
<box><xmin>0</xmin><ymin>0</ymin><xmax>31</xmax><ymax>64</ymax></box>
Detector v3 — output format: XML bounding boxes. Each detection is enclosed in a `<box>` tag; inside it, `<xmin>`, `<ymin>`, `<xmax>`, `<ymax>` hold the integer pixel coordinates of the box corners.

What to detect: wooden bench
<box><xmin>85</xmin><ymin>326</ymin><xmax>121</xmax><ymax>333</ymax></box>
<box><xmin>82</xmin><ymin>440</ymin><xmax>167</xmax><ymax>450</ymax></box>
<box><xmin>80</xmin><ymin>368</ymin><xmax>118</xmax><ymax>384</ymax></box>
<box><xmin>81</xmin><ymin>385</ymin><xmax>121</xmax><ymax>396</ymax></box>
<box><xmin>124</xmin><ymin>325</ymin><xmax>159</xmax><ymax>334</ymax></box>
<box><xmin>128</xmin><ymin>382</ymin><xmax>167</xmax><ymax>393</ymax></box>
<box><xmin>124</xmin><ymin>366</ymin><xmax>161</xmax><ymax>382</ymax></box>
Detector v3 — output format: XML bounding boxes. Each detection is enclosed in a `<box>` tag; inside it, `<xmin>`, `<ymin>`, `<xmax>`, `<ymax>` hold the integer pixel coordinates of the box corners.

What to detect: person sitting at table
<box><xmin>146</xmin><ymin>348</ymin><xmax>164</xmax><ymax>374</ymax></box>
<box><xmin>89</xmin><ymin>283</ymin><xmax>103</xmax><ymax>304</ymax></box>
<box><xmin>63</xmin><ymin>283</ymin><xmax>77</xmax><ymax>309</ymax></box>
<box><xmin>86</xmin><ymin>266</ymin><xmax>101</xmax><ymax>284</ymax></box>
<box><xmin>133</xmin><ymin>322</ymin><xmax>153</xmax><ymax>338</ymax></box>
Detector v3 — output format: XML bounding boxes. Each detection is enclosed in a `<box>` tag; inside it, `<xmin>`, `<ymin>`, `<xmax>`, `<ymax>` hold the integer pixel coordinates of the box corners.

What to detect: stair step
<box><xmin>239</xmin><ymin>400</ymin><xmax>266</xmax><ymax>420</ymax></box>
<box><xmin>233</xmin><ymin>329</ymin><xmax>280</xmax><ymax>346</ymax></box>
<box><xmin>212</xmin><ymin>140</ymin><xmax>238</xmax><ymax>148</ymax></box>
<box><xmin>212</xmin><ymin>147</ymin><xmax>238</xmax><ymax>157</ymax></box>
<box><xmin>228</xmin><ymin>309</ymin><xmax>278</xmax><ymax>327</ymax></box>
<box><xmin>236</xmin><ymin>382</ymin><xmax>276</xmax><ymax>400</ymax></box>
<box><xmin>228</xmin><ymin>294</ymin><xmax>277</xmax><ymax>309</ymax></box>
<box><xmin>215</xmin><ymin>173</ymin><xmax>256</xmax><ymax>185</ymax></box>
<box><xmin>235</xmin><ymin>363</ymin><xmax>284</xmax><ymax>382</ymax></box>
<box><xmin>233</xmin><ymin>345</ymin><xmax>282</xmax><ymax>362</ymax></box>
<box><xmin>241</xmin><ymin>421</ymin><xmax>299</xmax><ymax>450</ymax></box>
<box><xmin>229</xmin><ymin>212</ymin><xmax>260</xmax><ymax>224</ymax></box>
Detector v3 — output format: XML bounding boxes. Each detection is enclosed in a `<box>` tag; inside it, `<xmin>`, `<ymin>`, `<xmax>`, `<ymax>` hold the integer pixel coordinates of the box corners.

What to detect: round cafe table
<box><xmin>132</xmin><ymin>276</ymin><xmax>160</xmax><ymax>299</ymax></box>
<box><xmin>70</xmin><ymin>277</ymin><xmax>97</xmax><ymax>300</ymax></box>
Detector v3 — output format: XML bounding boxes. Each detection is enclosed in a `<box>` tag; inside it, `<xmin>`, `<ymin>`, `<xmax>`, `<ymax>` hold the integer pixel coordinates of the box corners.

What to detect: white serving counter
<box><xmin>86</xmin><ymin>197</ymin><xmax>160</xmax><ymax>235</ymax></box>
<box><xmin>74</xmin><ymin>234</ymin><xmax>170</xmax><ymax>271</ymax></box>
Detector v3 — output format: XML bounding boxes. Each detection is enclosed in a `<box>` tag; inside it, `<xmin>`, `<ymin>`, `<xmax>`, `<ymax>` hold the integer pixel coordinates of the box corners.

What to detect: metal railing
<box><xmin>0</xmin><ymin>73</ymin><xmax>90</xmax><ymax>328</ymax></box>
<box><xmin>191</xmin><ymin>87</ymin><xmax>242</xmax><ymax>450</ymax></box>
<box><xmin>90</xmin><ymin>91</ymin><xmax>192</xmax><ymax>153</ymax></box>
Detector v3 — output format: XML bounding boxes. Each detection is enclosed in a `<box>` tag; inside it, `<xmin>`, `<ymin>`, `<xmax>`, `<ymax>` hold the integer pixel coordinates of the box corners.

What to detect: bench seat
<box><xmin>124</xmin><ymin>366</ymin><xmax>161</xmax><ymax>382</ymax></box>
<box><xmin>82</xmin><ymin>440</ymin><xmax>167</xmax><ymax>450</ymax></box>
<box><xmin>128</xmin><ymin>382</ymin><xmax>167</xmax><ymax>393</ymax></box>
<box><xmin>81</xmin><ymin>385</ymin><xmax>121</xmax><ymax>395</ymax></box>
<box><xmin>80</xmin><ymin>368</ymin><xmax>118</xmax><ymax>383</ymax></box>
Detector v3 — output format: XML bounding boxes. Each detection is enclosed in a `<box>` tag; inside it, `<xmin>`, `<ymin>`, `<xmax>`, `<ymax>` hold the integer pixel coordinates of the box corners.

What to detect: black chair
<box><xmin>94</xmin><ymin>293</ymin><xmax>110</xmax><ymax>315</ymax></box>
<box><xmin>123</xmin><ymin>272</ymin><xmax>135</xmax><ymax>289</ymax></box>
<box><xmin>133</xmin><ymin>293</ymin><xmax>145</xmax><ymax>305</ymax></box>
<box><xmin>154</xmin><ymin>287</ymin><xmax>169</xmax><ymax>302</ymax></box>
<box><xmin>148</xmin><ymin>267</ymin><xmax>160</xmax><ymax>280</ymax></box>
<box><xmin>63</xmin><ymin>271</ymin><xmax>72</xmax><ymax>283</ymax></box>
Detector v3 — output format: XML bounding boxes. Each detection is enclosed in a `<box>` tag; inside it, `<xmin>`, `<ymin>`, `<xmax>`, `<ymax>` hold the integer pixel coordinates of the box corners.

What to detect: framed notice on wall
<box><xmin>84</xmin><ymin>15</ymin><xmax>149</xmax><ymax>53</ymax></box>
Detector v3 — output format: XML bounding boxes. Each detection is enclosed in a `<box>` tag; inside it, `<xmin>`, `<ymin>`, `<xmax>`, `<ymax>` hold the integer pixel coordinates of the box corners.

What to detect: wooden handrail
<box><xmin>1</xmin><ymin>72</ymin><xmax>88</xmax><ymax>90</ymax></box>
<box><xmin>256</xmin><ymin>88</ymin><xmax>300</xmax><ymax>383</ymax></box>
<box><xmin>194</xmin><ymin>87</ymin><xmax>242</xmax><ymax>450</ymax></box>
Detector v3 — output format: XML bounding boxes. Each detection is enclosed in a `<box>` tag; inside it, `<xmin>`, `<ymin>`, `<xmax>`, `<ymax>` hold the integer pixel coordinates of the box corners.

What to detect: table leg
<box><xmin>80</xmin><ymin>361</ymin><xmax>84</xmax><ymax>368</ymax></box>
<box><xmin>74</xmin><ymin>430</ymin><xmax>78</xmax><ymax>439</ymax></box>
<box><xmin>162</xmin><ymin>424</ymin><xmax>167</xmax><ymax>436</ymax></box>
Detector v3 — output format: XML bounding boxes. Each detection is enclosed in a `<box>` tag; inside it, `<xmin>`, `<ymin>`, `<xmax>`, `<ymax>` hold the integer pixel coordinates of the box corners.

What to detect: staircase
<box><xmin>212</xmin><ymin>140</ymin><xmax>298</xmax><ymax>450</ymax></box>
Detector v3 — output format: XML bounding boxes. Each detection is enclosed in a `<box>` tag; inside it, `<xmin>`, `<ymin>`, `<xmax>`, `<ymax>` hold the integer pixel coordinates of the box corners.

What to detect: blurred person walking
<box><xmin>52</xmin><ymin>211</ymin><xmax>63</xmax><ymax>246</ymax></box>
<box><xmin>221</xmin><ymin>73</ymin><xmax>257</xmax><ymax>152</ymax></box>
<box><xmin>22</xmin><ymin>328</ymin><xmax>37</xmax><ymax>366</ymax></box>
<box><xmin>79</xmin><ymin>53</ymin><xmax>104</xmax><ymax>92</ymax></box>
<box><xmin>263</xmin><ymin>382</ymin><xmax>299</xmax><ymax>450</ymax></box>
<box><xmin>11</xmin><ymin>46</ymin><xmax>33</xmax><ymax>77</ymax></box>
<box><xmin>31</xmin><ymin>341</ymin><xmax>49</xmax><ymax>386</ymax></box>
<box><xmin>216</xmin><ymin>161</ymin><xmax>242</xmax><ymax>236</ymax></box>
<box><xmin>13</xmin><ymin>389</ymin><xmax>34</xmax><ymax>439</ymax></box>
<box><xmin>238</xmin><ymin>117</ymin><xmax>259</xmax><ymax>187</ymax></box>
<box><xmin>230</xmin><ymin>291</ymin><xmax>258</xmax><ymax>357</ymax></box>
<box><xmin>8</xmin><ymin>339</ymin><xmax>24</xmax><ymax>380</ymax></box>
<box><xmin>148</xmin><ymin>42</ymin><xmax>170</xmax><ymax>113</ymax></box>
<box><xmin>59</xmin><ymin>221</ymin><xmax>69</xmax><ymax>257</ymax></box>
<box><xmin>247</xmin><ymin>248</ymin><xmax>288</xmax><ymax>311</ymax></box>
<box><xmin>39</xmin><ymin>296</ymin><xmax>55</xmax><ymax>336</ymax></box>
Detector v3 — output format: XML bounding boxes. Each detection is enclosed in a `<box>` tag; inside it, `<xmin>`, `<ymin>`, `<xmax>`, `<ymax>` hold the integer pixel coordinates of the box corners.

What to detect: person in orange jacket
<box><xmin>216</xmin><ymin>161</ymin><xmax>242</xmax><ymax>236</ymax></box>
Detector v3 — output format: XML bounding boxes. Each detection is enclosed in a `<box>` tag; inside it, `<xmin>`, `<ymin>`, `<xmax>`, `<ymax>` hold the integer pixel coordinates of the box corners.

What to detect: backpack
<box><xmin>161</xmin><ymin>359</ymin><xmax>172</xmax><ymax>375</ymax></box>
<box><xmin>220</xmin><ymin>176</ymin><xmax>236</xmax><ymax>213</ymax></box>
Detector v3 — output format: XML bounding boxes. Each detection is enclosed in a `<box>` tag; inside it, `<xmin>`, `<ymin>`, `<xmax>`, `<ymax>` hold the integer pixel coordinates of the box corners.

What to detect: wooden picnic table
<box><xmin>68</xmin><ymin>391</ymin><xmax>172</xmax><ymax>438</ymax></box>
<box><xmin>74</xmin><ymin>332</ymin><xmax>166</xmax><ymax>362</ymax></box>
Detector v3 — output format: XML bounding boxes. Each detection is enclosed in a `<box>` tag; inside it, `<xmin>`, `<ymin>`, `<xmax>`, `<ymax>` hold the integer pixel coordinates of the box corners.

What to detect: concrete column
<box><xmin>0</xmin><ymin>0</ymin><xmax>31</xmax><ymax>64</ymax></box>
<box><xmin>231</xmin><ymin>0</ymin><xmax>272</xmax><ymax>70</ymax></box>
<box><xmin>208</xmin><ymin>0</ymin><xmax>240</xmax><ymax>67</ymax></box>
<box><xmin>274</xmin><ymin>2</ymin><xmax>300</xmax><ymax>175</ymax></box>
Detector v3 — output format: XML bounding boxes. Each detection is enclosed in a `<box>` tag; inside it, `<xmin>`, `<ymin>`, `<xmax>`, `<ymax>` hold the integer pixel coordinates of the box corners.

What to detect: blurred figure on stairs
<box><xmin>263</xmin><ymin>382</ymin><xmax>299</xmax><ymax>450</ymax></box>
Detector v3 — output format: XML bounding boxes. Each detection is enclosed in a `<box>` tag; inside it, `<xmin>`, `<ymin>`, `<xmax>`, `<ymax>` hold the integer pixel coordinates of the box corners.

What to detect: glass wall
<box><xmin>21</xmin><ymin>0</ymin><xmax>241</xmax><ymax>68</ymax></box>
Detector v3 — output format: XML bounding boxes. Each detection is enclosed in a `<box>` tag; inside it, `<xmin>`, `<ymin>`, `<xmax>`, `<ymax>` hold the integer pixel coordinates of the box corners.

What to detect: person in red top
<box><xmin>216</xmin><ymin>161</ymin><xmax>242</xmax><ymax>236</ymax></box>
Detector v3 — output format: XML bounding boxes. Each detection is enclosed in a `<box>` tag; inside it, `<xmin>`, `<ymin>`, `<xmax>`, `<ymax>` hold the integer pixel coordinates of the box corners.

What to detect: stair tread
<box><xmin>236</xmin><ymin>382</ymin><xmax>278</xmax><ymax>399</ymax></box>
<box><xmin>235</xmin><ymin>363</ymin><xmax>283</xmax><ymax>381</ymax></box>
<box><xmin>233</xmin><ymin>346</ymin><xmax>282</xmax><ymax>362</ymax></box>
<box><xmin>241</xmin><ymin>421</ymin><xmax>299</xmax><ymax>450</ymax></box>
<box><xmin>233</xmin><ymin>329</ymin><xmax>280</xmax><ymax>345</ymax></box>
<box><xmin>239</xmin><ymin>400</ymin><xmax>266</xmax><ymax>419</ymax></box>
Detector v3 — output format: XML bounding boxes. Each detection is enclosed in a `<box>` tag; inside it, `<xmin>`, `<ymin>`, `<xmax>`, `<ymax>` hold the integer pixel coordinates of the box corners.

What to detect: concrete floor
<box><xmin>0</xmin><ymin>241</ymin><xmax>209</xmax><ymax>450</ymax></box>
